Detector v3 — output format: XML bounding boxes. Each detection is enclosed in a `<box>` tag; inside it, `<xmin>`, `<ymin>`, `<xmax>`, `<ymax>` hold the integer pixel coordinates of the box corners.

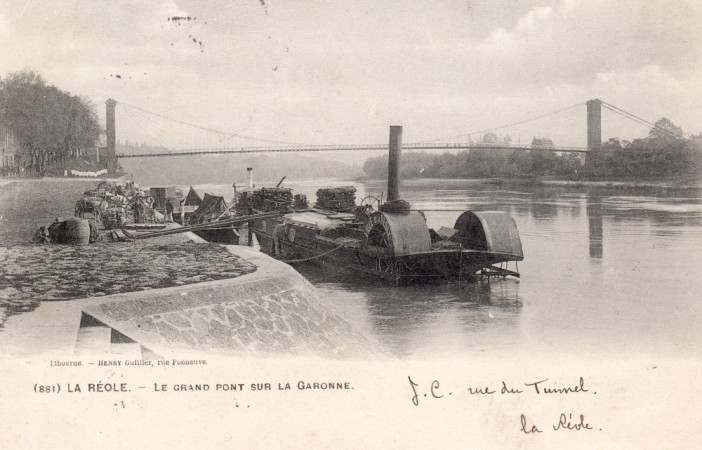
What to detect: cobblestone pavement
<box><xmin>0</xmin><ymin>241</ymin><xmax>257</xmax><ymax>320</ymax></box>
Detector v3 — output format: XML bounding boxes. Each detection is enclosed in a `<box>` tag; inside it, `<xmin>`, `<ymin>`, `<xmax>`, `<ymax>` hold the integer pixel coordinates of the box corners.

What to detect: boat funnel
<box><xmin>247</xmin><ymin>167</ymin><xmax>254</xmax><ymax>188</ymax></box>
<box><xmin>387</xmin><ymin>126</ymin><xmax>402</xmax><ymax>202</ymax></box>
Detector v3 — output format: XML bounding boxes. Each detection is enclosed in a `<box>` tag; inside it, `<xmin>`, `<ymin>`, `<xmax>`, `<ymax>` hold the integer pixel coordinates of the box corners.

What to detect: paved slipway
<box><xmin>0</xmin><ymin>230</ymin><xmax>386</xmax><ymax>360</ymax></box>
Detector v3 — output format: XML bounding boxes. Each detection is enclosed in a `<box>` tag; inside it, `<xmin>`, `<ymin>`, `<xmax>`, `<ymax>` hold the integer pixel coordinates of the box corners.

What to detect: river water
<box><xmin>190</xmin><ymin>178</ymin><xmax>702</xmax><ymax>360</ymax></box>
<box><xmin>2</xmin><ymin>178</ymin><xmax>701</xmax><ymax>359</ymax></box>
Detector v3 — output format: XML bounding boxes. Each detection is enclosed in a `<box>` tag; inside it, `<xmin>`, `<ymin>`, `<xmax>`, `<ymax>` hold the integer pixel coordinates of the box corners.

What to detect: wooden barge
<box><xmin>237</xmin><ymin>126</ymin><xmax>524</xmax><ymax>284</ymax></box>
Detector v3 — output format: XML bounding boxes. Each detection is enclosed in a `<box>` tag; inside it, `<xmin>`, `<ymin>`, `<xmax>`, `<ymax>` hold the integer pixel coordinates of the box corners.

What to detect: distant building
<box><xmin>531</xmin><ymin>137</ymin><xmax>554</xmax><ymax>148</ymax></box>
<box><xmin>88</xmin><ymin>133</ymin><xmax>108</xmax><ymax>165</ymax></box>
<box><xmin>76</xmin><ymin>133</ymin><xmax>107</xmax><ymax>166</ymax></box>
<box><xmin>1</xmin><ymin>123</ymin><xmax>20</xmax><ymax>172</ymax></box>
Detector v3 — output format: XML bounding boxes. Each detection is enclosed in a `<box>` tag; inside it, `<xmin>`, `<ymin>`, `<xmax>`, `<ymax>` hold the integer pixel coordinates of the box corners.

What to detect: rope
<box><xmin>275</xmin><ymin>243</ymin><xmax>346</xmax><ymax>263</ymax></box>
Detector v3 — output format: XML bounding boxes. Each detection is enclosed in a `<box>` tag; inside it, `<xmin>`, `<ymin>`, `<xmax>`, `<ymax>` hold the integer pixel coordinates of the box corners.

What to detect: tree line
<box><xmin>363</xmin><ymin>120</ymin><xmax>702</xmax><ymax>181</ymax></box>
<box><xmin>0</xmin><ymin>70</ymin><xmax>101</xmax><ymax>174</ymax></box>
<box><xmin>587</xmin><ymin>118</ymin><xmax>702</xmax><ymax>179</ymax></box>
<box><xmin>363</xmin><ymin>135</ymin><xmax>584</xmax><ymax>180</ymax></box>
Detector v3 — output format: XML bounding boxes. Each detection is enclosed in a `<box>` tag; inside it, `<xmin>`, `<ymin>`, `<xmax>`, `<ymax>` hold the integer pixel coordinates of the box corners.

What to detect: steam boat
<box><xmin>236</xmin><ymin>126</ymin><xmax>524</xmax><ymax>285</ymax></box>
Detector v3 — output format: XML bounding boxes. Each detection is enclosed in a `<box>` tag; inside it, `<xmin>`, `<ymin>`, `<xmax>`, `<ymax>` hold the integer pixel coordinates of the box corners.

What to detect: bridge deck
<box><xmin>117</xmin><ymin>143</ymin><xmax>595</xmax><ymax>158</ymax></box>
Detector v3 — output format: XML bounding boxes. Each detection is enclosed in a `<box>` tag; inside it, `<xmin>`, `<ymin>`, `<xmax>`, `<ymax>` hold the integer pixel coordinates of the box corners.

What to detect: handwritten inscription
<box><xmin>553</xmin><ymin>413</ymin><xmax>593</xmax><ymax>431</ymax></box>
<box><xmin>525</xmin><ymin>377</ymin><xmax>588</xmax><ymax>394</ymax></box>
<box><xmin>409</xmin><ymin>376</ymin><xmax>598</xmax><ymax>434</ymax></box>
<box><xmin>520</xmin><ymin>414</ymin><xmax>542</xmax><ymax>434</ymax></box>
<box><xmin>409</xmin><ymin>376</ymin><xmax>591</xmax><ymax>405</ymax></box>
<box><xmin>520</xmin><ymin>413</ymin><xmax>593</xmax><ymax>434</ymax></box>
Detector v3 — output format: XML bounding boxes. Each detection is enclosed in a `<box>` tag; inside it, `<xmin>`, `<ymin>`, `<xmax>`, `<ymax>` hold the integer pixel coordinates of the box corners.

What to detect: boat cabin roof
<box><xmin>284</xmin><ymin>210</ymin><xmax>350</xmax><ymax>230</ymax></box>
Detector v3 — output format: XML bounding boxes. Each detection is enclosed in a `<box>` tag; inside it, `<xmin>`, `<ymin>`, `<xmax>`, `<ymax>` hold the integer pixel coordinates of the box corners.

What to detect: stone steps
<box><xmin>74</xmin><ymin>320</ymin><xmax>144</xmax><ymax>359</ymax></box>
<box><xmin>74</xmin><ymin>326</ymin><xmax>112</xmax><ymax>357</ymax></box>
<box><xmin>110</xmin><ymin>343</ymin><xmax>143</xmax><ymax>359</ymax></box>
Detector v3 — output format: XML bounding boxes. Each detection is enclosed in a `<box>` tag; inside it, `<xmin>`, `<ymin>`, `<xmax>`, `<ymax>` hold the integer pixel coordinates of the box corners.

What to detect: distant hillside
<box><xmin>117</xmin><ymin>144</ymin><xmax>362</xmax><ymax>185</ymax></box>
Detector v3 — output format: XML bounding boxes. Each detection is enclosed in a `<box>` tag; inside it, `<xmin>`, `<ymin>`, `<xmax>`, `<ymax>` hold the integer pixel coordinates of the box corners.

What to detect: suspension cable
<box><xmin>409</xmin><ymin>102</ymin><xmax>585</xmax><ymax>144</ymax></box>
<box><xmin>601</xmin><ymin>101</ymin><xmax>684</xmax><ymax>139</ymax></box>
<box><xmin>117</xmin><ymin>100</ymin><xmax>307</xmax><ymax>146</ymax></box>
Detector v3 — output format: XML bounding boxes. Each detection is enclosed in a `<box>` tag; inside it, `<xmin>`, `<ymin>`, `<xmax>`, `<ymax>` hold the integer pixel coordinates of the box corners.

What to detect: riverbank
<box><xmin>0</xmin><ymin>240</ymin><xmax>384</xmax><ymax>359</ymax></box>
<box><xmin>361</xmin><ymin>176</ymin><xmax>702</xmax><ymax>190</ymax></box>
<box><xmin>503</xmin><ymin>177</ymin><xmax>702</xmax><ymax>190</ymax></box>
<box><xmin>0</xmin><ymin>173</ymin><xmax>129</xmax><ymax>183</ymax></box>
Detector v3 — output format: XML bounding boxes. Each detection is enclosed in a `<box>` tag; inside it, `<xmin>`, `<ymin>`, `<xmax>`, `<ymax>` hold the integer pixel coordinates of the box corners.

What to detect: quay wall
<box><xmin>82</xmin><ymin>244</ymin><xmax>384</xmax><ymax>359</ymax></box>
<box><xmin>0</xmin><ymin>230</ymin><xmax>384</xmax><ymax>360</ymax></box>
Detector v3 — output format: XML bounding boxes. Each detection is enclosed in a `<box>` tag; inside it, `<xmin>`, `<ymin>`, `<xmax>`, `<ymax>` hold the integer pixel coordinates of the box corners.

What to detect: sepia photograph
<box><xmin>1</xmin><ymin>1</ymin><xmax>701</xmax><ymax>448</ymax></box>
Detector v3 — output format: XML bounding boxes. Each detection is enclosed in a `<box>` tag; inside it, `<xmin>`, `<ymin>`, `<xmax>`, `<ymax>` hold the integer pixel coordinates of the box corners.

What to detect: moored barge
<box><xmin>237</xmin><ymin>126</ymin><xmax>524</xmax><ymax>284</ymax></box>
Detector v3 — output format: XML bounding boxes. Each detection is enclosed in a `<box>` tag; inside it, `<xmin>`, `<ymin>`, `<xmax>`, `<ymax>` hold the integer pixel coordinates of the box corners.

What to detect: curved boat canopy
<box><xmin>452</xmin><ymin>211</ymin><xmax>524</xmax><ymax>258</ymax></box>
<box><xmin>367</xmin><ymin>211</ymin><xmax>432</xmax><ymax>256</ymax></box>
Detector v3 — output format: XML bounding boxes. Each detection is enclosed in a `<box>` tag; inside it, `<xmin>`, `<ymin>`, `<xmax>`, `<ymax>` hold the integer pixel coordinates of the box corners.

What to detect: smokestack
<box><xmin>105</xmin><ymin>99</ymin><xmax>117</xmax><ymax>172</ymax></box>
<box><xmin>247</xmin><ymin>167</ymin><xmax>254</xmax><ymax>188</ymax></box>
<box><xmin>387</xmin><ymin>126</ymin><xmax>402</xmax><ymax>202</ymax></box>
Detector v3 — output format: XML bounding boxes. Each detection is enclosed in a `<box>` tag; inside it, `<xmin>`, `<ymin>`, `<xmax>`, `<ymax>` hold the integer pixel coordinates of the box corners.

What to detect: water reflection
<box><xmin>298</xmin><ymin>264</ymin><xmax>522</xmax><ymax>357</ymax></box>
<box><xmin>290</xmin><ymin>180</ymin><xmax>702</xmax><ymax>357</ymax></box>
<box><xmin>586</xmin><ymin>194</ymin><xmax>603</xmax><ymax>259</ymax></box>
<box><xmin>530</xmin><ymin>200</ymin><xmax>560</xmax><ymax>221</ymax></box>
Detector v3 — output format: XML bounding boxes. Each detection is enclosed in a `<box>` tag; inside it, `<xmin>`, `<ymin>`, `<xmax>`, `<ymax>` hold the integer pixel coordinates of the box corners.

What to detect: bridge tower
<box><xmin>105</xmin><ymin>98</ymin><xmax>117</xmax><ymax>173</ymax></box>
<box><xmin>585</xmin><ymin>99</ymin><xmax>602</xmax><ymax>169</ymax></box>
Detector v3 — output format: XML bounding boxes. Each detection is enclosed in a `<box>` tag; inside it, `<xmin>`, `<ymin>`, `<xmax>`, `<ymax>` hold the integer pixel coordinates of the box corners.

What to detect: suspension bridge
<box><xmin>107</xmin><ymin>99</ymin><xmax>682</xmax><ymax>163</ymax></box>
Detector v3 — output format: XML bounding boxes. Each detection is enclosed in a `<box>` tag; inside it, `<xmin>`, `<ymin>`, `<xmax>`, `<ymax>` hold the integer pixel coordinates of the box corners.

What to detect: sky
<box><xmin>1</xmin><ymin>0</ymin><xmax>701</xmax><ymax>156</ymax></box>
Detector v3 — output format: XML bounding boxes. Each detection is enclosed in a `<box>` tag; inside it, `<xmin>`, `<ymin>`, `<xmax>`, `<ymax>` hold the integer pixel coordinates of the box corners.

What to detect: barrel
<box><xmin>65</xmin><ymin>218</ymin><xmax>91</xmax><ymax>245</ymax></box>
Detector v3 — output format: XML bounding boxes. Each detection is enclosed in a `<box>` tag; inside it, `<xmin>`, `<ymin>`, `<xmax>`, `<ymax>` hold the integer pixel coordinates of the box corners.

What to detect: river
<box><xmin>2</xmin><ymin>178</ymin><xmax>701</xmax><ymax>359</ymax></box>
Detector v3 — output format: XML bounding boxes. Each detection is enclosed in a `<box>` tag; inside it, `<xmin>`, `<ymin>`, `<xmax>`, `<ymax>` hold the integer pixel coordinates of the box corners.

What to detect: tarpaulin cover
<box><xmin>183</xmin><ymin>186</ymin><xmax>202</xmax><ymax>206</ymax></box>
<box><xmin>190</xmin><ymin>193</ymin><xmax>229</xmax><ymax>224</ymax></box>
